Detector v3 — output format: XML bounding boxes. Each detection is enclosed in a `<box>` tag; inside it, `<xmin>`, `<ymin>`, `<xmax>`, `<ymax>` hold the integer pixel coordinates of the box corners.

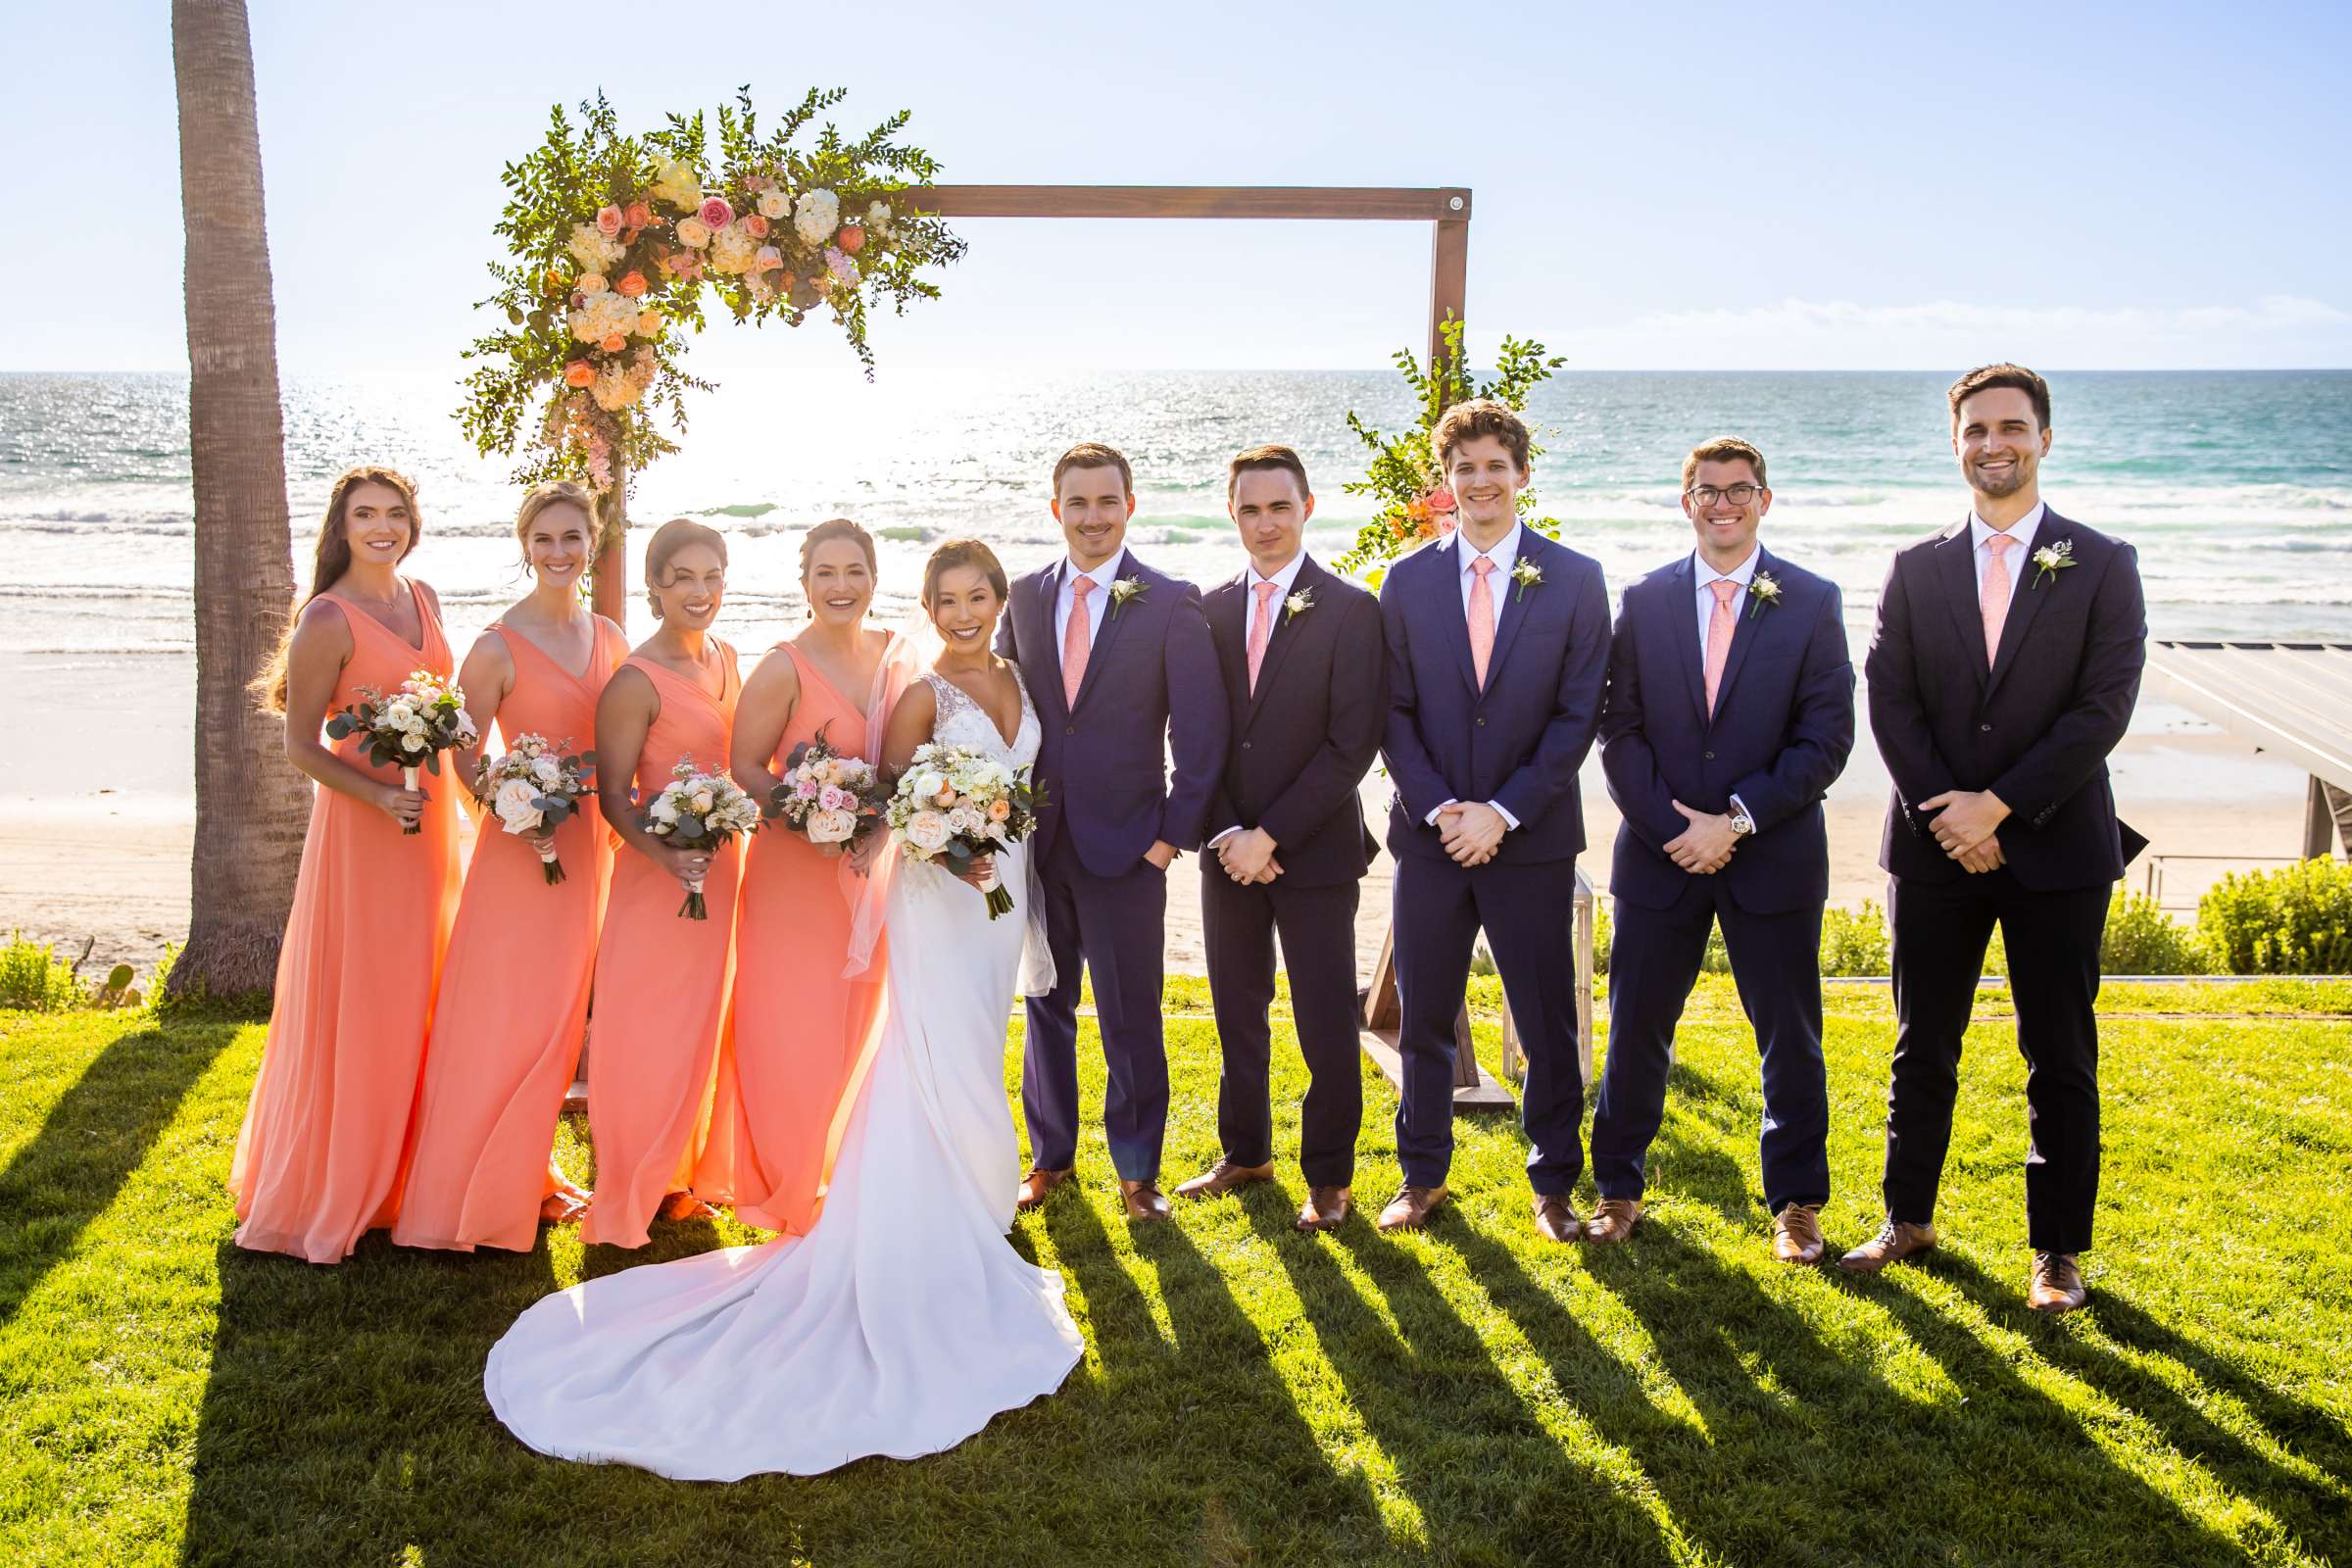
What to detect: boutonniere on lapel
<box><xmin>1510</xmin><ymin>560</ymin><xmax>1543</xmax><ymax>602</ymax></box>
<box><xmin>1745</xmin><ymin>572</ymin><xmax>1782</xmax><ymax>619</ymax></box>
<box><xmin>2030</xmin><ymin>539</ymin><xmax>2076</xmax><ymax>589</ymax></box>
<box><xmin>1284</xmin><ymin>587</ymin><xmax>1315</xmax><ymax>622</ymax></box>
<box><xmin>1108</xmin><ymin>575</ymin><xmax>1147</xmax><ymax>619</ymax></box>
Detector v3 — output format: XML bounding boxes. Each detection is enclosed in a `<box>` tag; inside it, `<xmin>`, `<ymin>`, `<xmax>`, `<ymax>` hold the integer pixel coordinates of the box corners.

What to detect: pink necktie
<box><xmin>1703</xmin><ymin>578</ymin><xmax>1740</xmax><ymax>714</ymax></box>
<box><xmin>1247</xmin><ymin>579</ymin><xmax>1279</xmax><ymax>694</ymax></box>
<box><xmin>1468</xmin><ymin>557</ymin><xmax>1497</xmax><ymax>688</ymax></box>
<box><xmin>1980</xmin><ymin>533</ymin><xmax>2016</xmax><ymax>669</ymax></box>
<box><xmin>1062</xmin><ymin>574</ymin><xmax>1095</xmax><ymax>709</ymax></box>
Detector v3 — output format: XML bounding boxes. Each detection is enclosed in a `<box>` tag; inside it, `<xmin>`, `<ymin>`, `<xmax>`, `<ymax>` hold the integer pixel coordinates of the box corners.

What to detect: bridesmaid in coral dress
<box><xmin>393</xmin><ymin>483</ymin><xmax>628</xmax><ymax>1251</ymax></box>
<box><xmin>231</xmin><ymin>466</ymin><xmax>463</xmax><ymax>1263</ymax></box>
<box><xmin>578</xmin><ymin>518</ymin><xmax>745</xmax><ymax>1249</ymax></box>
<box><xmin>717</xmin><ymin>518</ymin><xmax>908</xmax><ymax>1232</ymax></box>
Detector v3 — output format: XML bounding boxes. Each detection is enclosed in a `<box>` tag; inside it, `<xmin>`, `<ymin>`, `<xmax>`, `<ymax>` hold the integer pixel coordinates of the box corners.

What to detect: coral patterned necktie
<box><xmin>1062</xmin><ymin>574</ymin><xmax>1095</xmax><ymax>709</ymax></box>
<box><xmin>1980</xmin><ymin>532</ymin><xmax>2016</xmax><ymax>669</ymax></box>
<box><xmin>1703</xmin><ymin>578</ymin><xmax>1740</xmax><ymax>715</ymax></box>
<box><xmin>1247</xmin><ymin>580</ymin><xmax>1280</xmax><ymax>695</ymax></box>
<box><xmin>1468</xmin><ymin>557</ymin><xmax>1497</xmax><ymax>688</ymax></box>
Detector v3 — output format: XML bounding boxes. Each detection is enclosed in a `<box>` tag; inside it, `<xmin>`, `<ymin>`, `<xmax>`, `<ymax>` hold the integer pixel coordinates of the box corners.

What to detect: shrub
<box><xmin>1820</xmin><ymin>901</ymin><xmax>1890</xmax><ymax>976</ymax></box>
<box><xmin>0</xmin><ymin>932</ymin><xmax>89</xmax><ymax>1011</ymax></box>
<box><xmin>1592</xmin><ymin>898</ymin><xmax>1612</xmax><ymax>977</ymax></box>
<box><xmin>2101</xmin><ymin>887</ymin><xmax>2211</xmax><ymax>975</ymax></box>
<box><xmin>2196</xmin><ymin>858</ymin><xmax>2352</xmax><ymax>975</ymax></box>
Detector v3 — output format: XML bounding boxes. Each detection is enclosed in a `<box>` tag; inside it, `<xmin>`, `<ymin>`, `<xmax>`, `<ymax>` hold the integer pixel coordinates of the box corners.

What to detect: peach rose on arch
<box><xmin>595</xmin><ymin>205</ymin><xmax>623</xmax><ymax>238</ymax></box>
<box><xmin>836</xmin><ymin>223</ymin><xmax>865</xmax><ymax>254</ymax></box>
<box><xmin>564</xmin><ymin>361</ymin><xmax>596</xmax><ymax>389</ymax></box>
<box><xmin>615</xmin><ymin>270</ymin><xmax>648</xmax><ymax>298</ymax></box>
<box><xmin>600</xmin><ymin>332</ymin><xmax>627</xmax><ymax>353</ymax></box>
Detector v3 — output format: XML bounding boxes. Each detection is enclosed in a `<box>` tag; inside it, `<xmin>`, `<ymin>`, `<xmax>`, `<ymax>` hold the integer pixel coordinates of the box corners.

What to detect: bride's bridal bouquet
<box><xmin>475</xmin><ymin>734</ymin><xmax>596</xmax><ymax>884</ymax></box>
<box><xmin>643</xmin><ymin>760</ymin><xmax>762</xmax><ymax>918</ymax></box>
<box><xmin>766</xmin><ymin>723</ymin><xmax>885</xmax><ymax>854</ymax></box>
<box><xmin>886</xmin><ymin>743</ymin><xmax>1041</xmax><ymax>919</ymax></box>
<box><xmin>326</xmin><ymin>670</ymin><xmax>478</xmax><ymax>835</ymax></box>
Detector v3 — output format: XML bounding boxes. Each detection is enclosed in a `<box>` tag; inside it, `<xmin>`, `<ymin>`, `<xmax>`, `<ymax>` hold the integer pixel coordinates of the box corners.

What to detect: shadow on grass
<box><xmin>0</xmin><ymin>1019</ymin><xmax>239</xmax><ymax>1331</ymax></box>
<box><xmin>1241</xmin><ymin>1188</ymin><xmax>1677</xmax><ymax>1562</ymax></box>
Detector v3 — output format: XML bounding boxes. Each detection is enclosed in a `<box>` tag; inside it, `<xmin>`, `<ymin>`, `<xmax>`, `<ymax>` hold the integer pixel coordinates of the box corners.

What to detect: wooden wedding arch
<box><xmin>580</xmin><ymin>183</ymin><xmax>1591</xmax><ymax>1113</ymax></box>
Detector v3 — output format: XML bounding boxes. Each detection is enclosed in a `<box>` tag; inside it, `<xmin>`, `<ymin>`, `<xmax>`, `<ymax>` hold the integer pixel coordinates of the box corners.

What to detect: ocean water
<box><xmin>2</xmin><ymin>368</ymin><xmax>2348</xmax><ymax>659</ymax></box>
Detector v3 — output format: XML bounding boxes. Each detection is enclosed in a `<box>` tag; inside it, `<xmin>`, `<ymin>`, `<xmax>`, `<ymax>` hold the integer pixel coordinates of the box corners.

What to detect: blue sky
<box><xmin>10</xmin><ymin>0</ymin><xmax>2350</xmax><ymax>374</ymax></box>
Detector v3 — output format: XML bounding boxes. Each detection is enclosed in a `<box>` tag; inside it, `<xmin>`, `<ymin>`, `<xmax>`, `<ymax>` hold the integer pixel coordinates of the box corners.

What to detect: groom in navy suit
<box><xmin>1589</xmin><ymin>436</ymin><xmax>1855</xmax><ymax>1261</ymax></box>
<box><xmin>1376</xmin><ymin>400</ymin><xmax>1610</xmax><ymax>1240</ymax></box>
<box><xmin>1000</xmin><ymin>442</ymin><xmax>1229</xmax><ymax>1221</ymax></box>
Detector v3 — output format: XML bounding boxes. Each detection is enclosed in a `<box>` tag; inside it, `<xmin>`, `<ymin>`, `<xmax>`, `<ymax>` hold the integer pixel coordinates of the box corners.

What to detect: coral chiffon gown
<box><xmin>712</xmin><ymin>642</ymin><xmax>889</xmax><ymax>1234</ymax></box>
<box><xmin>230</xmin><ymin>585</ymin><xmax>463</xmax><ymax>1263</ymax></box>
<box><xmin>393</xmin><ymin>617</ymin><xmax>627</xmax><ymax>1252</ymax></box>
<box><xmin>578</xmin><ymin>643</ymin><xmax>743</xmax><ymax>1250</ymax></box>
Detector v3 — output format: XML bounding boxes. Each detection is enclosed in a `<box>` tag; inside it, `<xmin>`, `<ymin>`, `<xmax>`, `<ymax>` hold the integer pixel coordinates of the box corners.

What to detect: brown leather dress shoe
<box><xmin>1016</xmin><ymin>1167</ymin><xmax>1071</xmax><ymax>1210</ymax></box>
<box><xmin>1585</xmin><ymin>1196</ymin><xmax>1641</xmax><ymax>1245</ymax></box>
<box><xmin>1534</xmin><ymin>1193</ymin><xmax>1585</xmax><ymax>1244</ymax></box>
<box><xmin>1376</xmin><ymin>1184</ymin><xmax>1446</xmax><ymax>1232</ymax></box>
<box><xmin>1174</xmin><ymin>1157</ymin><xmax>1276</xmax><ymax>1200</ymax></box>
<box><xmin>2028</xmin><ymin>1251</ymin><xmax>2087</xmax><ymax>1314</ymax></box>
<box><xmin>1120</xmin><ymin>1179</ymin><xmax>1171</xmax><ymax>1222</ymax></box>
<box><xmin>1296</xmin><ymin>1186</ymin><xmax>1351</xmax><ymax>1232</ymax></box>
<box><xmin>1837</xmin><ymin>1218</ymin><xmax>1937</xmax><ymax>1274</ymax></box>
<box><xmin>1772</xmin><ymin>1203</ymin><xmax>1827</xmax><ymax>1264</ymax></box>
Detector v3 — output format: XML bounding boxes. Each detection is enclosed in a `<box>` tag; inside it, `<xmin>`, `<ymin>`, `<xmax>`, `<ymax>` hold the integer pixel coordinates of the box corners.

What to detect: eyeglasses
<box><xmin>1686</xmin><ymin>483</ymin><xmax>1764</xmax><ymax>507</ymax></box>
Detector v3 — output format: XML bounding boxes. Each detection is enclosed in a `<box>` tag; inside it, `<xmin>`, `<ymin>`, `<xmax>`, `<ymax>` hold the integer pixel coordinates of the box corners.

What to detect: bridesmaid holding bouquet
<box><xmin>578</xmin><ymin>518</ymin><xmax>745</xmax><ymax>1249</ymax></box>
<box><xmin>232</xmin><ymin>466</ymin><xmax>462</xmax><ymax>1263</ymax></box>
<box><xmin>718</xmin><ymin>519</ymin><xmax>906</xmax><ymax>1233</ymax></box>
<box><xmin>394</xmin><ymin>483</ymin><xmax>628</xmax><ymax>1251</ymax></box>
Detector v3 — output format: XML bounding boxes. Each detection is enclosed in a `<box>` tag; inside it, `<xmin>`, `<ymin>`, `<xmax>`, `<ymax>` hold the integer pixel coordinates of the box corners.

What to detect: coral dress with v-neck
<box><xmin>230</xmin><ymin>586</ymin><xmax>463</xmax><ymax>1262</ymax></box>
<box><xmin>393</xmin><ymin>616</ymin><xmax>628</xmax><ymax>1252</ymax></box>
<box><xmin>579</xmin><ymin>643</ymin><xmax>743</xmax><ymax>1250</ymax></box>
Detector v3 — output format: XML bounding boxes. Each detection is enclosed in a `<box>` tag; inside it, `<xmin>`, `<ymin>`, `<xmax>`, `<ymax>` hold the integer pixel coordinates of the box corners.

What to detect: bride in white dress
<box><xmin>486</xmin><ymin>542</ymin><xmax>1083</xmax><ymax>1480</ymax></box>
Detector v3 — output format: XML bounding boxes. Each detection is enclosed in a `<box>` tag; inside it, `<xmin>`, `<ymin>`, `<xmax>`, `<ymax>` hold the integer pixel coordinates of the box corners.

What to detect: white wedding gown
<box><xmin>486</xmin><ymin>669</ymin><xmax>1082</xmax><ymax>1479</ymax></box>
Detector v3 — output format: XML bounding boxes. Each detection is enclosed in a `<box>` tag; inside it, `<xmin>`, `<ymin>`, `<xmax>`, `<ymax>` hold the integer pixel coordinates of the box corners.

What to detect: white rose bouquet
<box><xmin>325</xmin><ymin>670</ymin><xmax>477</xmax><ymax>836</ymax></box>
<box><xmin>766</xmin><ymin>721</ymin><xmax>885</xmax><ymax>854</ymax></box>
<box><xmin>642</xmin><ymin>760</ymin><xmax>761</xmax><ymax>919</ymax></box>
<box><xmin>885</xmin><ymin>742</ymin><xmax>1042</xmax><ymax>919</ymax></box>
<box><xmin>473</xmin><ymin>733</ymin><xmax>595</xmax><ymax>885</ymax></box>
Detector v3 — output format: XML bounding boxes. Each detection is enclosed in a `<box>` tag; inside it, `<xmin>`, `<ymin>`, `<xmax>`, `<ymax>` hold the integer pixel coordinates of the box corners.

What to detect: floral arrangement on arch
<box><xmin>1334</xmin><ymin>318</ymin><xmax>1568</xmax><ymax>581</ymax></box>
<box><xmin>458</xmin><ymin>87</ymin><xmax>965</xmax><ymax>518</ymax></box>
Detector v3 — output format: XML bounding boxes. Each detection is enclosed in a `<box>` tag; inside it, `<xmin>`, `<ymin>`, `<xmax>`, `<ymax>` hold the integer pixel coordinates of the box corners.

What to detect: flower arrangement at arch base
<box><xmin>458</xmin><ymin>87</ymin><xmax>965</xmax><ymax>555</ymax></box>
<box><xmin>1334</xmin><ymin>318</ymin><xmax>1568</xmax><ymax>584</ymax></box>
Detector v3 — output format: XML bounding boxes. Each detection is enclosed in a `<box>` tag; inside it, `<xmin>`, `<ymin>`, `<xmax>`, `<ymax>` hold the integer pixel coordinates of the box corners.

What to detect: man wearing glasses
<box><xmin>1588</xmin><ymin>437</ymin><xmax>1855</xmax><ymax>1259</ymax></box>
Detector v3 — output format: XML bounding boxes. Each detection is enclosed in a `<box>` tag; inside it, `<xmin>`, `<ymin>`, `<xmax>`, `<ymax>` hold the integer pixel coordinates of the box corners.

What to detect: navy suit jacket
<box><xmin>1866</xmin><ymin>510</ymin><xmax>2146</xmax><ymax>891</ymax></box>
<box><xmin>1379</xmin><ymin>527</ymin><xmax>1610</xmax><ymax>865</ymax></box>
<box><xmin>1000</xmin><ymin>549</ymin><xmax>1230</xmax><ymax>878</ymax></box>
<box><xmin>1599</xmin><ymin>546</ymin><xmax>1855</xmax><ymax>914</ymax></box>
<box><xmin>1202</xmin><ymin>554</ymin><xmax>1385</xmax><ymax>888</ymax></box>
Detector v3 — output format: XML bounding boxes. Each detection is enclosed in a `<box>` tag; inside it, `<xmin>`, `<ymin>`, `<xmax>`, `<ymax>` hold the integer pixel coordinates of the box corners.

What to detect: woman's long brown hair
<box><xmin>251</xmin><ymin>466</ymin><xmax>422</xmax><ymax>713</ymax></box>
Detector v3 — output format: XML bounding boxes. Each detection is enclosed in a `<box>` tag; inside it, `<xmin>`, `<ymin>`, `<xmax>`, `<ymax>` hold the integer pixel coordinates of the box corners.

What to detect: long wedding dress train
<box><xmin>486</xmin><ymin>670</ymin><xmax>1081</xmax><ymax>1479</ymax></box>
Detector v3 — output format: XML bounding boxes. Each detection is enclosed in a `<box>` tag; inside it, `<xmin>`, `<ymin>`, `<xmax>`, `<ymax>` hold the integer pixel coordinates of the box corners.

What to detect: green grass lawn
<box><xmin>3</xmin><ymin>978</ymin><xmax>2348</xmax><ymax>1567</ymax></box>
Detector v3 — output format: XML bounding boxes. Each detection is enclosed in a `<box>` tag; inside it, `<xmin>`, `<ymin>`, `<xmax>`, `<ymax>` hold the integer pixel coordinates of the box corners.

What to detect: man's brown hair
<box><xmin>1227</xmin><ymin>443</ymin><xmax>1310</xmax><ymax>498</ymax></box>
<box><xmin>1431</xmin><ymin>398</ymin><xmax>1532</xmax><ymax>470</ymax></box>
<box><xmin>1947</xmin><ymin>363</ymin><xmax>2051</xmax><ymax>431</ymax></box>
<box><xmin>1053</xmin><ymin>441</ymin><xmax>1133</xmax><ymax>501</ymax></box>
<box><xmin>1681</xmin><ymin>436</ymin><xmax>1768</xmax><ymax>492</ymax></box>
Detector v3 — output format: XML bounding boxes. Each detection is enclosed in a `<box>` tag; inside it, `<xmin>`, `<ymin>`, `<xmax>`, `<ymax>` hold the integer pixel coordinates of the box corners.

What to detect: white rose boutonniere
<box><xmin>2031</xmin><ymin>538</ymin><xmax>2077</xmax><ymax>589</ymax></box>
<box><xmin>1109</xmin><ymin>575</ymin><xmax>1147</xmax><ymax>619</ymax></box>
<box><xmin>1510</xmin><ymin>560</ymin><xmax>1543</xmax><ymax>602</ymax></box>
<box><xmin>1285</xmin><ymin>587</ymin><xmax>1315</xmax><ymax>621</ymax></box>
<box><xmin>1746</xmin><ymin>572</ymin><xmax>1783</xmax><ymax>619</ymax></box>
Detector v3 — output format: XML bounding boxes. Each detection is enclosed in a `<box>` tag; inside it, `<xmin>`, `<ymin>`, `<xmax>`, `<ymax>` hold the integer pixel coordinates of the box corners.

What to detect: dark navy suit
<box><xmin>1379</xmin><ymin>526</ymin><xmax>1609</xmax><ymax>1195</ymax></box>
<box><xmin>1200</xmin><ymin>554</ymin><xmax>1384</xmax><ymax>1187</ymax></box>
<box><xmin>1001</xmin><ymin>549</ymin><xmax>1229</xmax><ymax>1182</ymax></box>
<box><xmin>1867</xmin><ymin>510</ymin><xmax>2145</xmax><ymax>1253</ymax></box>
<box><xmin>1592</xmin><ymin>546</ymin><xmax>1855</xmax><ymax>1214</ymax></box>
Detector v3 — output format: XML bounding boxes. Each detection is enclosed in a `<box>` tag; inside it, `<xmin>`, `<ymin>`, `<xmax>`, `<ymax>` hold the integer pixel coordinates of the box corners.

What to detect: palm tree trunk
<box><xmin>170</xmin><ymin>0</ymin><xmax>309</xmax><ymax>1002</ymax></box>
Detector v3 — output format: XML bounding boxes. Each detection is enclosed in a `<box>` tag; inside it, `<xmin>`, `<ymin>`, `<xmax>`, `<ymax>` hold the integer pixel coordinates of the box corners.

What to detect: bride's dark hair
<box><xmin>920</xmin><ymin>538</ymin><xmax>1008</xmax><ymax>606</ymax></box>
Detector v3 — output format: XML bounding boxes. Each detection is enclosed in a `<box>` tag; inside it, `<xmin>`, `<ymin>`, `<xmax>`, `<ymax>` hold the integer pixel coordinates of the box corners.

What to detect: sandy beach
<box><xmin>0</xmin><ymin>647</ymin><xmax>2319</xmax><ymax>983</ymax></box>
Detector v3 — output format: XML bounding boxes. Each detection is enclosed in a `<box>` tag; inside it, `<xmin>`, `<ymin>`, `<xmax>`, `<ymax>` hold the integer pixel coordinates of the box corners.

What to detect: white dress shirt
<box><xmin>1429</xmin><ymin>523</ymin><xmax>1528</xmax><ymax>833</ymax></box>
<box><xmin>1969</xmin><ymin>502</ymin><xmax>2044</xmax><ymax>605</ymax></box>
<box><xmin>1692</xmin><ymin>545</ymin><xmax>1760</xmax><ymax>661</ymax></box>
<box><xmin>1207</xmin><ymin>551</ymin><xmax>1311</xmax><ymax>847</ymax></box>
<box><xmin>1054</xmin><ymin>553</ymin><xmax>1126</xmax><ymax>655</ymax></box>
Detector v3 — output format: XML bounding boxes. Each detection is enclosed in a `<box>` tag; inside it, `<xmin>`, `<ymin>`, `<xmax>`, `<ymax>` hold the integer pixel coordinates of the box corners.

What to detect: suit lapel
<box><xmin>1667</xmin><ymin>554</ymin><xmax>1709</xmax><ymax>722</ymax></box>
<box><xmin>1705</xmin><ymin>546</ymin><xmax>1774</xmax><ymax>725</ymax></box>
<box><xmin>1985</xmin><ymin>514</ymin><xmax>2060</xmax><ymax>699</ymax></box>
<box><xmin>1934</xmin><ymin>518</ymin><xmax>1989</xmax><ymax>692</ymax></box>
<box><xmin>1211</xmin><ymin>569</ymin><xmax>1252</xmax><ymax>712</ymax></box>
<box><xmin>1071</xmin><ymin>550</ymin><xmax>1133</xmax><ymax>713</ymax></box>
<box><xmin>1482</xmin><ymin>533</ymin><xmax>1537</xmax><ymax>690</ymax></box>
<box><xmin>1031</xmin><ymin>567</ymin><xmax>1068</xmax><ymax>719</ymax></box>
<box><xmin>1247</xmin><ymin>555</ymin><xmax>1318</xmax><ymax>720</ymax></box>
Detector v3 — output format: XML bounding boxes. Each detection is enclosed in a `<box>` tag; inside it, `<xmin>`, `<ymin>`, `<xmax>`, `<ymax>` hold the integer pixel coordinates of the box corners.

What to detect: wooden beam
<box><xmin>2306</xmin><ymin>776</ymin><xmax>2336</xmax><ymax>860</ymax></box>
<box><xmin>900</xmin><ymin>185</ymin><xmax>1471</xmax><ymax>222</ymax></box>
<box><xmin>1429</xmin><ymin>215</ymin><xmax>1469</xmax><ymax>379</ymax></box>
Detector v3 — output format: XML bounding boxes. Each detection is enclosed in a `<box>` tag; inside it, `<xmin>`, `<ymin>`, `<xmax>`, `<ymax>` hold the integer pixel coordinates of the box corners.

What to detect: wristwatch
<box><xmin>1728</xmin><ymin>796</ymin><xmax>1755</xmax><ymax>837</ymax></box>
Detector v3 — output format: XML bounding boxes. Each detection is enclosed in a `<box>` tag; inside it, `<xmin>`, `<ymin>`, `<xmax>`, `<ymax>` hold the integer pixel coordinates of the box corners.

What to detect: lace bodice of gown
<box><xmin>920</xmin><ymin>665</ymin><xmax>1040</xmax><ymax>773</ymax></box>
